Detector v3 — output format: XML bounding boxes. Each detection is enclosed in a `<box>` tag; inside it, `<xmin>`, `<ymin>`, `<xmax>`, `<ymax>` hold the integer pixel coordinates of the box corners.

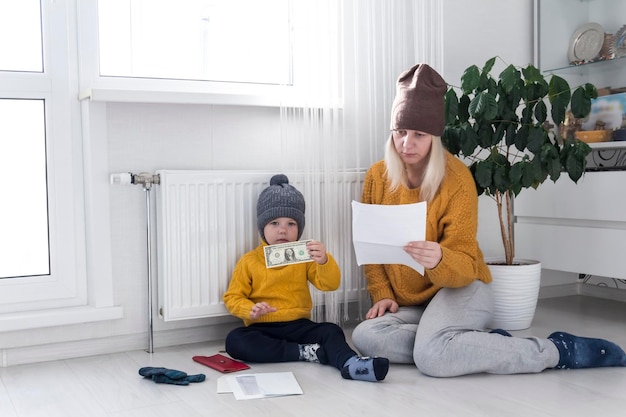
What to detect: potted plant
<box><xmin>442</xmin><ymin>56</ymin><xmax>597</xmax><ymax>329</ymax></box>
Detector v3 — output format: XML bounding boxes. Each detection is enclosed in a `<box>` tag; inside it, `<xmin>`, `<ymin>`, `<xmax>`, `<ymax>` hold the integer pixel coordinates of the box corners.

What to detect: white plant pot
<box><xmin>486</xmin><ymin>259</ymin><xmax>541</xmax><ymax>331</ymax></box>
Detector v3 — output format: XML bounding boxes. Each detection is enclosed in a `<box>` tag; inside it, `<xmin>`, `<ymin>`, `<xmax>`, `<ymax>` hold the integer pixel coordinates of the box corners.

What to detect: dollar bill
<box><xmin>264</xmin><ymin>240</ymin><xmax>313</xmax><ymax>268</ymax></box>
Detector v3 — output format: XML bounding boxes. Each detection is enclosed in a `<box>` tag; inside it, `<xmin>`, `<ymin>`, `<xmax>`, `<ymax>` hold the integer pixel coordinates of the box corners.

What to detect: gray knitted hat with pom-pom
<box><xmin>256</xmin><ymin>174</ymin><xmax>305</xmax><ymax>243</ymax></box>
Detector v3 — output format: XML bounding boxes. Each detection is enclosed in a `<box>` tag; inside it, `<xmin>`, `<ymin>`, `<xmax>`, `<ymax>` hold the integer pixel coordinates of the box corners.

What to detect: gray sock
<box><xmin>299</xmin><ymin>343</ymin><xmax>321</xmax><ymax>362</ymax></box>
<box><xmin>341</xmin><ymin>355</ymin><xmax>389</xmax><ymax>382</ymax></box>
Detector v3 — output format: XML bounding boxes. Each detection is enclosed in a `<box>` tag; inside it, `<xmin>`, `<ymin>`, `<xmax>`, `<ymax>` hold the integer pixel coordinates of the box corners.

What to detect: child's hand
<box><xmin>306</xmin><ymin>240</ymin><xmax>328</xmax><ymax>265</ymax></box>
<box><xmin>250</xmin><ymin>302</ymin><xmax>277</xmax><ymax>319</ymax></box>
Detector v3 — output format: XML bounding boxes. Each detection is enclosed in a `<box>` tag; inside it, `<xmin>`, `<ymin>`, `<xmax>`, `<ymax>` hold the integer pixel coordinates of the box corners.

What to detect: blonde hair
<box><xmin>383</xmin><ymin>134</ymin><xmax>446</xmax><ymax>202</ymax></box>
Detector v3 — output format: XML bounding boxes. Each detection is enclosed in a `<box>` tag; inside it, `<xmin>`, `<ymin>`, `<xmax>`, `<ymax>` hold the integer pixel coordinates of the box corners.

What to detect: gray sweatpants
<box><xmin>351</xmin><ymin>280</ymin><xmax>560</xmax><ymax>377</ymax></box>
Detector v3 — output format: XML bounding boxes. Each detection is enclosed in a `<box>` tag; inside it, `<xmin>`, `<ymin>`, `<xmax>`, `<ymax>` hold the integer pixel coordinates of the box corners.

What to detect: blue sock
<box><xmin>548</xmin><ymin>332</ymin><xmax>626</xmax><ymax>369</ymax></box>
<box><xmin>490</xmin><ymin>328</ymin><xmax>512</xmax><ymax>337</ymax></box>
<box><xmin>341</xmin><ymin>355</ymin><xmax>389</xmax><ymax>382</ymax></box>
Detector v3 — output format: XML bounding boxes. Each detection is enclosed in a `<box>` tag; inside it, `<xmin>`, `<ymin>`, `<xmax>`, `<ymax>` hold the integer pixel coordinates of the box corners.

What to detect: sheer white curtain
<box><xmin>279</xmin><ymin>0</ymin><xmax>443</xmax><ymax>324</ymax></box>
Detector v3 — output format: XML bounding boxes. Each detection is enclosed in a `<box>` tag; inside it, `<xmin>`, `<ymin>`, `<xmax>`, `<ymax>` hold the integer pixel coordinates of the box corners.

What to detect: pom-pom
<box><xmin>270</xmin><ymin>174</ymin><xmax>289</xmax><ymax>186</ymax></box>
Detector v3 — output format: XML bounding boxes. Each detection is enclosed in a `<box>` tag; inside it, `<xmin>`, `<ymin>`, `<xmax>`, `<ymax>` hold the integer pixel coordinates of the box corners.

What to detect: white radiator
<box><xmin>155</xmin><ymin>170</ymin><xmax>365</xmax><ymax>321</ymax></box>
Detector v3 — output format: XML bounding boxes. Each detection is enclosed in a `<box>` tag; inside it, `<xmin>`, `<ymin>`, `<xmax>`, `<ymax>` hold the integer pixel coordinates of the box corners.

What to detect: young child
<box><xmin>223</xmin><ymin>174</ymin><xmax>389</xmax><ymax>382</ymax></box>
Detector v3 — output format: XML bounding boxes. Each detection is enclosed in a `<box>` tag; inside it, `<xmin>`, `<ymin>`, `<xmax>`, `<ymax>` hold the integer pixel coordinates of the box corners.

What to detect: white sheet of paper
<box><xmin>220</xmin><ymin>372</ymin><xmax>303</xmax><ymax>400</ymax></box>
<box><xmin>351</xmin><ymin>200</ymin><xmax>427</xmax><ymax>274</ymax></box>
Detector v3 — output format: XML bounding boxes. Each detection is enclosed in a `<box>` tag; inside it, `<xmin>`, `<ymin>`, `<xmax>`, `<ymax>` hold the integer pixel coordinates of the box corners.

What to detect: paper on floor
<box><xmin>217</xmin><ymin>372</ymin><xmax>303</xmax><ymax>400</ymax></box>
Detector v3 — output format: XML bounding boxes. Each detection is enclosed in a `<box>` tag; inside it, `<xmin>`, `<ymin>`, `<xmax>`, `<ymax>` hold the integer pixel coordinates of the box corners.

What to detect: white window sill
<box><xmin>79</xmin><ymin>87</ymin><xmax>285</xmax><ymax>107</ymax></box>
<box><xmin>78</xmin><ymin>78</ymin><xmax>342</xmax><ymax>108</ymax></box>
<box><xmin>0</xmin><ymin>305</ymin><xmax>123</xmax><ymax>332</ymax></box>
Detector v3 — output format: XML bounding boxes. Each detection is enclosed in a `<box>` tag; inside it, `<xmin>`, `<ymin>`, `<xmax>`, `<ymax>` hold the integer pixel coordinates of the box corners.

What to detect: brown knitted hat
<box><xmin>390</xmin><ymin>63</ymin><xmax>447</xmax><ymax>136</ymax></box>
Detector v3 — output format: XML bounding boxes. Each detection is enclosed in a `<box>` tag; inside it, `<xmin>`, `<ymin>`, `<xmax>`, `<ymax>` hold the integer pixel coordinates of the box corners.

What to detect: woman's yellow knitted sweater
<box><xmin>223</xmin><ymin>243</ymin><xmax>340</xmax><ymax>326</ymax></box>
<box><xmin>362</xmin><ymin>152</ymin><xmax>492</xmax><ymax>307</ymax></box>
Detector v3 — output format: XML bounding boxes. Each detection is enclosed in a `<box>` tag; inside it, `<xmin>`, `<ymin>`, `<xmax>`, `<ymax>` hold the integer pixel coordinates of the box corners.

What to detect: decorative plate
<box><xmin>567</xmin><ymin>22</ymin><xmax>605</xmax><ymax>62</ymax></box>
<box><xmin>615</xmin><ymin>25</ymin><xmax>626</xmax><ymax>58</ymax></box>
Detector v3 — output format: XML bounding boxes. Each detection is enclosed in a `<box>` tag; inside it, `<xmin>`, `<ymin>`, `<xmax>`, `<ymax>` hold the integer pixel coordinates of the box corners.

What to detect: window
<box><xmin>81</xmin><ymin>0</ymin><xmax>338</xmax><ymax>107</ymax></box>
<box><xmin>97</xmin><ymin>0</ymin><xmax>292</xmax><ymax>85</ymax></box>
<box><xmin>0</xmin><ymin>0</ymin><xmax>42</xmax><ymax>72</ymax></box>
<box><xmin>0</xmin><ymin>0</ymin><xmax>118</xmax><ymax>326</ymax></box>
<box><xmin>0</xmin><ymin>99</ymin><xmax>49</xmax><ymax>279</ymax></box>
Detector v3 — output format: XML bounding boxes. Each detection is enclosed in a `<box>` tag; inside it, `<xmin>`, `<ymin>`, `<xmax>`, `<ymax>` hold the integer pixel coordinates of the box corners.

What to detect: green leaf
<box><xmin>541</xmin><ymin>143</ymin><xmax>561</xmax><ymax>180</ymax></box>
<box><xmin>499</xmin><ymin>65</ymin><xmax>520</xmax><ymax>94</ymax></box>
<box><xmin>532</xmin><ymin>155</ymin><xmax>550</xmax><ymax>184</ymax></box>
<box><xmin>441</xmin><ymin>126</ymin><xmax>460</xmax><ymax>155</ymax></box>
<box><xmin>474</xmin><ymin>159</ymin><xmax>493</xmax><ymax>188</ymax></box>
<box><xmin>534</xmin><ymin>99</ymin><xmax>547</xmax><ymax>124</ymax></box>
<box><xmin>482</xmin><ymin>57</ymin><xmax>496</xmax><ymax>74</ymax></box>
<box><xmin>504</xmin><ymin>122</ymin><xmax>517</xmax><ymax>147</ymax></box>
<box><xmin>514</xmin><ymin>124</ymin><xmax>530</xmax><ymax>151</ymax></box>
<box><xmin>460</xmin><ymin>124</ymin><xmax>479</xmax><ymax>156</ymax></box>
<box><xmin>548</xmin><ymin>75</ymin><xmax>571</xmax><ymax>126</ymax></box>
<box><xmin>476</xmin><ymin>121</ymin><xmax>495</xmax><ymax>148</ymax></box>
<box><xmin>469</xmin><ymin>91</ymin><xmax>498</xmax><ymax>120</ymax></box>
<box><xmin>461</xmin><ymin>65</ymin><xmax>480</xmax><ymax>94</ymax></box>
<box><xmin>548</xmin><ymin>75</ymin><xmax>571</xmax><ymax>106</ymax></box>
<box><xmin>469</xmin><ymin>163</ymin><xmax>486</xmax><ymax>196</ymax></box>
<box><xmin>444</xmin><ymin>89</ymin><xmax>459</xmax><ymax>124</ymax></box>
<box><xmin>458</xmin><ymin>95</ymin><xmax>471</xmax><ymax>123</ymax></box>
<box><xmin>524</xmin><ymin>82</ymin><xmax>543</xmax><ymax>103</ymax></box>
<box><xmin>521</xmin><ymin>64</ymin><xmax>543</xmax><ymax>83</ymax></box>
<box><xmin>525</xmin><ymin>126</ymin><xmax>545</xmax><ymax>154</ymax></box>
<box><xmin>521</xmin><ymin>160</ymin><xmax>537</xmax><ymax>188</ymax></box>
<box><xmin>562</xmin><ymin>143</ymin><xmax>587</xmax><ymax>182</ymax></box>
<box><xmin>565</xmin><ymin>155</ymin><xmax>585</xmax><ymax>182</ymax></box>
<box><xmin>493</xmin><ymin>163</ymin><xmax>510</xmax><ymax>193</ymax></box>
<box><xmin>509</xmin><ymin>161</ymin><xmax>523</xmax><ymax>184</ymax></box>
<box><xmin>570</xmin><ymin>86</ymin><xmax>593</xmax><ymax>119</ymax></box>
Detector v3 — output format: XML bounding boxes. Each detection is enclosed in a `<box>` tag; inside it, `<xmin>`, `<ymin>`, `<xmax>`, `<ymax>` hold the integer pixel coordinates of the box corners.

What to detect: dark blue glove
<box><xmin>139</xmin><ymin>367</ymin><xmax>205</xmax><ymax>385</ymax></box>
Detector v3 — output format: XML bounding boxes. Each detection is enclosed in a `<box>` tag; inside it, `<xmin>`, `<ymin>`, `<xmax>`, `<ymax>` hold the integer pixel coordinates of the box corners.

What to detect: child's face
<box><xmin>263</xmin><ymin>217</ymin><xmax>298</xmax><ymax>245</ymax></box>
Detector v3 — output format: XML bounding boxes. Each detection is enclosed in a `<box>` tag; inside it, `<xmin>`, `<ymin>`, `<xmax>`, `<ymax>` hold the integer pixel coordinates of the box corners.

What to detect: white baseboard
<box><xmin>540</xmin><ymin>282</ymin><xmax>626</xmax><ymax>302</ymax></box>
<box><xmin>539</xmin><ymin>283</ymin><xmax>581</xmax><ymax>299</ymax></box>
<box><xmin>1</xmin><ymin>321</ymin><xmax>240</xmax><ymax>367</ymax></box>
<box><xmin>576</xmin><ymin>282</ymin><xmax>626</xmax><ymax>302</ymax></box>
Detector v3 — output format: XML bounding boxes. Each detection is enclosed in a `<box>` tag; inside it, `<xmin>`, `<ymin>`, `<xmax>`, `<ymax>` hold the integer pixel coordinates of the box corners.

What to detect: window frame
<box><xmin>77</xmin><ymin>0</ymin><xmax>342</xmax><ymax>108</ymax></box>
<box><xmin>0</xmin><ymin>0</ymin><xmax>121</xmax><ymax>331</ymax></box>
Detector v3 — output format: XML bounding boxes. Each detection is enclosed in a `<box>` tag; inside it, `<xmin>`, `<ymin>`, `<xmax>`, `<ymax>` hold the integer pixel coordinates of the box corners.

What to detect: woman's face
<box><xmin>391</xmin><ymin>129</ymin><xmax>432</xmax><ymax>167</ymax></box>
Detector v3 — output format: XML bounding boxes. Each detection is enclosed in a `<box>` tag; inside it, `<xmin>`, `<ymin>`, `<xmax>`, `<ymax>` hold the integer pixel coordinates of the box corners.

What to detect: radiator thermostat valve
<box><xmin>110</xmin><ymin>172</ymin><xmax>132</xmax><ymax>185</ymax></box>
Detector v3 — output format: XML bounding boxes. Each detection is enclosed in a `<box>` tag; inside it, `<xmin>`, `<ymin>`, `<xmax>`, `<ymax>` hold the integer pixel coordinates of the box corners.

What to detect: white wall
<box><xmin>2</xmin><ymin>1</ymin><xmax>549</xmax><ymax>365</ymax></box>
<box><xmin>441</xmin><ymin>0</ymin><xmax>533</xmax><ymax>261</ymax></box>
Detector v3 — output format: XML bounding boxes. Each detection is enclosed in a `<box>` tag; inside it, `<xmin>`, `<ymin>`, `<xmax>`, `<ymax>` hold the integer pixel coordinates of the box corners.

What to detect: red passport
<box><xmin>193</xmin><ymin>354</ymin><xmax>250</xmax><ymax>373</ymax></box>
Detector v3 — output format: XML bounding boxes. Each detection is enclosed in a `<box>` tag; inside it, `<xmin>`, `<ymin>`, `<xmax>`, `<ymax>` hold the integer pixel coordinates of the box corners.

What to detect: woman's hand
<box><xmin>365</xmin><ymin>298</ymin><xmax>399</xmax><ymax>319</ymax></box>
<box><xmin>404</xmin><ymin>240</ymin><xmax>442</xmax><ymax>270</ymax></box>
<box><xmin>250</xmin><ymin>302</ymin><xmax>277</xmax><ymax>319</ymax></box>
<box><xmin>306</xmin><ymin>240</ymin><xmax>328</xmax><ymax>265</ymax></box>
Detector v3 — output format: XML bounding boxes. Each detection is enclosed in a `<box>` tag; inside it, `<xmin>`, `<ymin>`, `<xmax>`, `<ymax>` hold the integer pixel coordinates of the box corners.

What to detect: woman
<box><xmin>351</xmin><ymin>63</ymin><xmax>626</xmax><ymax>377</ymax></box>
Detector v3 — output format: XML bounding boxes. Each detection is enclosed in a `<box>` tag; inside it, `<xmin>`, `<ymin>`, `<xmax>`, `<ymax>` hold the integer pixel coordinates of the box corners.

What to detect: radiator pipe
<box><xmin>110</xmin><ymin>172</ymin><xmax>160</xmax><ymax>353</ymax></box>
<box><xmin>135</xmin><ymin>173</ymin><xmax>159</xmax><ymax>353</ymax></box>
<box><xmin>144</xmin><ymin>185</ymin><xmax>154</xmax><ymax>353</ymax></box>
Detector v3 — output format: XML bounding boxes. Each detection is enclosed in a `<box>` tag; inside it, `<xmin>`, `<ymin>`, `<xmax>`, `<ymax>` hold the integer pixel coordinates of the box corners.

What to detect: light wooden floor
<box><xmin>2</xmin><ymin>295</ymin><xmax>626</xmax><ymax>417</ymax></box>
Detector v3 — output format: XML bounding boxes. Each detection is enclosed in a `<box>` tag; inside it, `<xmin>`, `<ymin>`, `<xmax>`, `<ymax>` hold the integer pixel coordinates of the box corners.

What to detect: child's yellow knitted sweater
<box><xmin>223</xmin><ymin>243</ymin><xmax>340</xmax><ymax>326</ymax></box>
<box><xmin>362</xmin><ymin>152</ymin><xmax>492</xmax><ymax>307</ymax></box>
